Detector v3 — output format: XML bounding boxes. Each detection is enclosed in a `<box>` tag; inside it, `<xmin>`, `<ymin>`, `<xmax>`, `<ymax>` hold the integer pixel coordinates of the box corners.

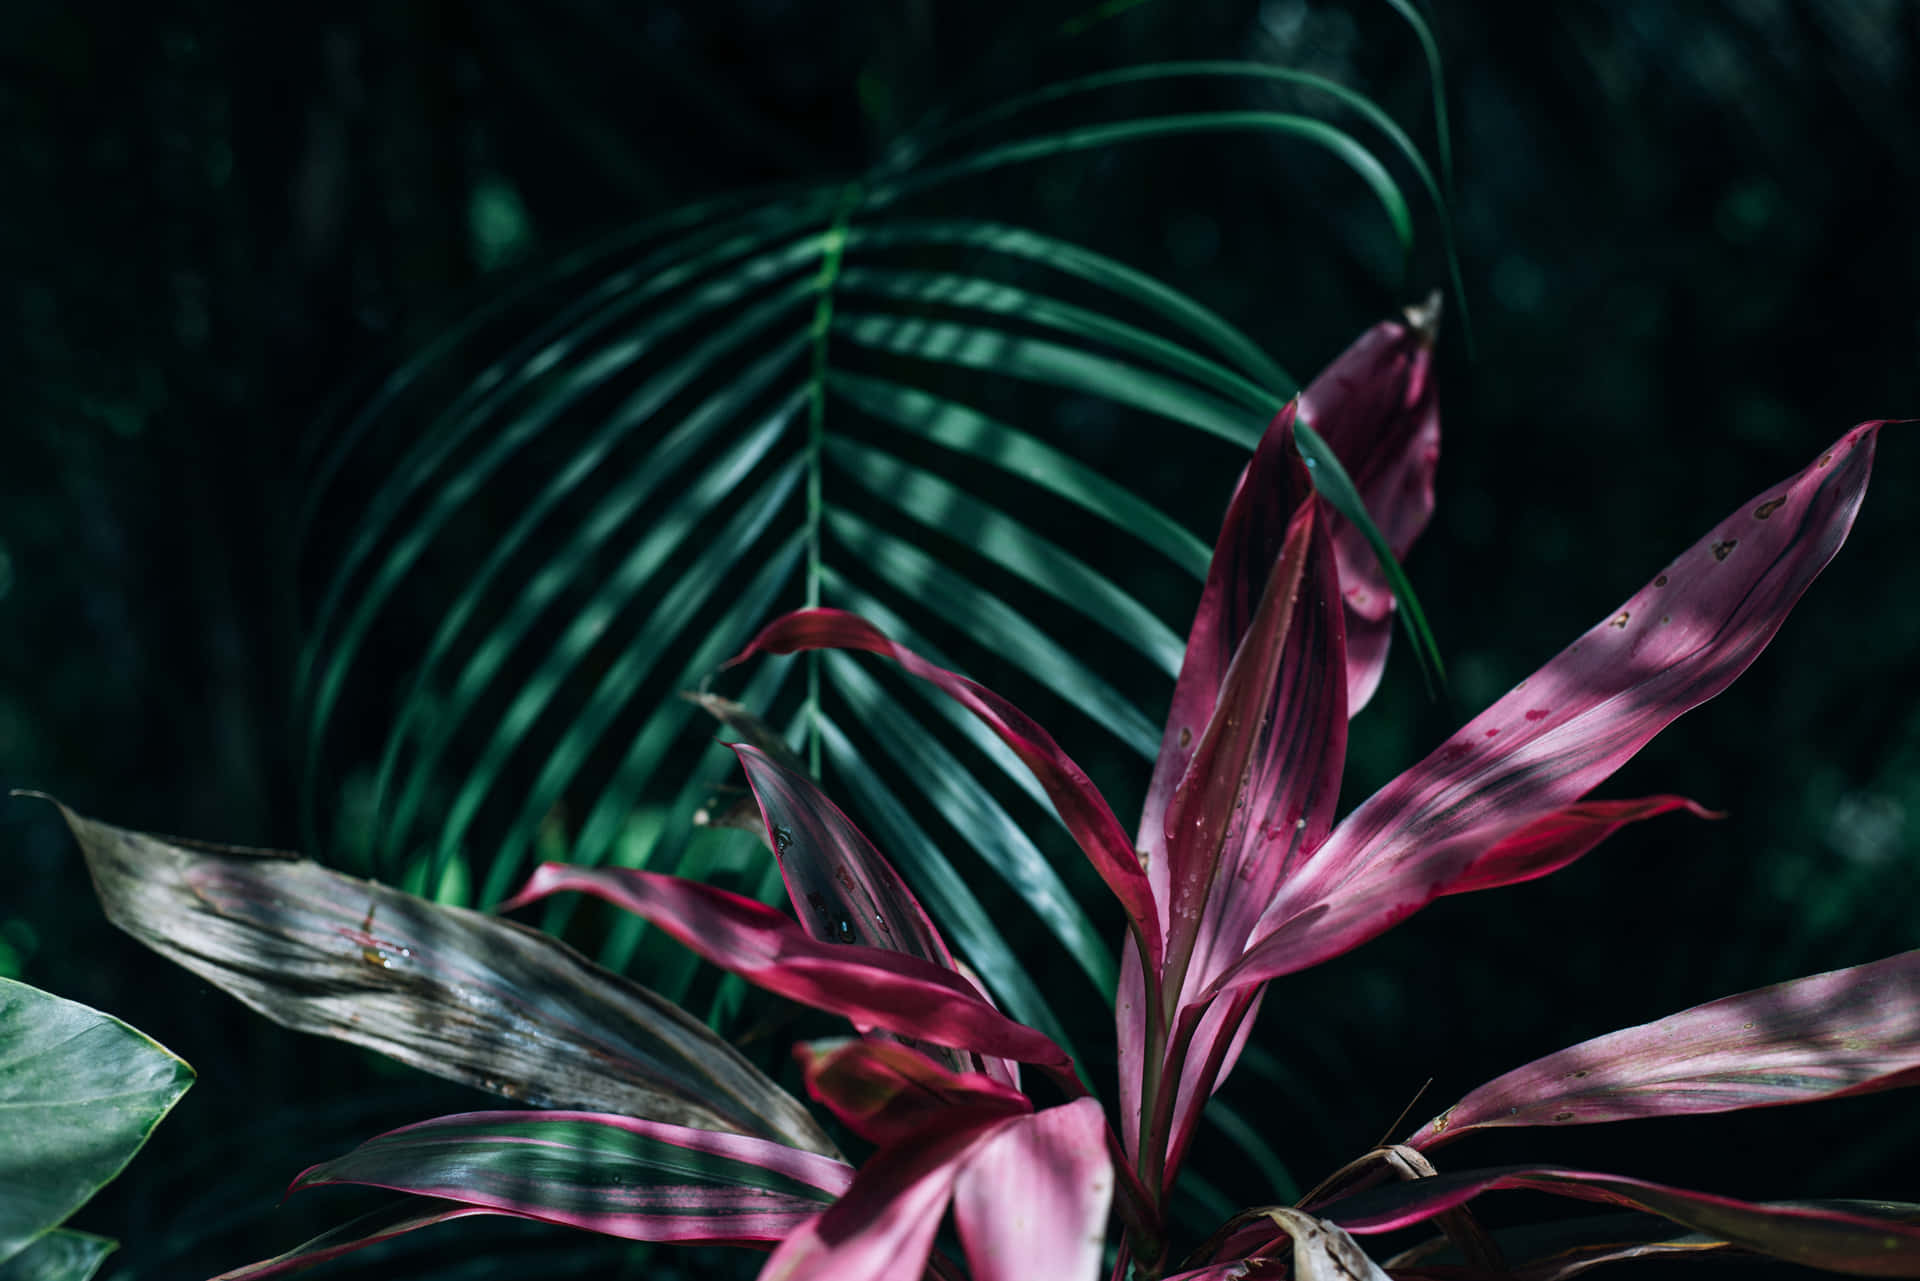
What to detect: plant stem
<box><xmin>801</xmin><ymin>181</ymin><xmax>863</xmax><ymax>776</ymax></box>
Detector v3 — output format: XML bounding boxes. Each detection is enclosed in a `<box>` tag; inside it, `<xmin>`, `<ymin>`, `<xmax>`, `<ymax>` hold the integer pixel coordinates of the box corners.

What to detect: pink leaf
<box><xmin>1215</xmin><ymin>422</ymin><xmax>1885</xmax><ymax>998</ymax></box>
<box><xmin>1138</xmin><ymin>399</ymin><xmax>1311</xmax><ymax>923</ymax></box>
<box><xmin>1298</xmin><ymin>294</ymin><xmax>1443</xmax><ymax>715</ymax></box>
<box><xmin>1411</xmin><ymin>950</ymin><xmax>1920</xmax><ymax>1149</ymax></box>
<box><xmin>732</xmin><ymin>745</ymin><xmax>955</xmax><ymax>963</ymax></box>
<box><xmin>758</xmin><ymin>1114</ymin><xmax>1011</xmax><ymax>1281</ymax></box>
<box><xmin>726</xmin><ymin>608</ymin><xmax>1162</xmax><ymax>972</ymax></box>
<box><xmin>1439</xmin><ymin>794</ymin><xmax>1719</xmax><ymax>897</ymax></box>
<box><xmin>1162</xmin><ymin>498</ymin><xmax>1348</xmax><ymax>999</ymax></box>
<box><xmin>795</xmin><ymin>1039</ymin><xmax>1029</xmax><ymax>1147</ymax></box>
<box><xmin>952</xmin><ymin>1098</ymin><xmax>1114</xmax><ymax>1281</ymax></box>
<box><xmin>501</xmin><ymin>863</ymin><xmax>1072</xmax><ymax>1070</ymax></box>
<box><xmin>732</xmin><ymin>745</ymin><xmax>1013</xmax><ymax>1085</ymax></box>
<box><xmin>1325</xmin><ymin>1163</ymin><xmax>1920</xmax><ymax>1276</ymax></box>
<box><xmin>290</xmin><ymin>1111</ymin><xmax>853</xmax><ymax>1242</ymax></box>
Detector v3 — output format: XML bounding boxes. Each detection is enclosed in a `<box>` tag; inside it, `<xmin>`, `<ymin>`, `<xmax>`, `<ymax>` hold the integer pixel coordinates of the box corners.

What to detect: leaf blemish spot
<box><xmin>1611</xmin><ymin>611</ymin><xmax>1630</xmax><ymax>628</ymax></box>
<box><xmin>1756</xmin><ymin>496</ymin><xmax>1786</xmax><ymax>519</ymax></box>
<box><xmin>1711</xmin><ymin>539</ymin><xmax>1737</xmax><ymax>561</ymax></box>
<box><xmin>1654</xmin><ymin>574</ymin><xmax>1669</xmax><ymax>587</ymax></box>
<box><xmin>773</xmin><ymin>824</ymin><xmax>794</xmax><ymax>852</ymax></box>
<box><xmin>1524</xmin><ymin>708</ymin><xmax>1549</xmax><ymax>721</ymax></box>
<box><xmin>1178</xmin><ymin>727</ymin><xmax>1192</xmax><ymax>749</ymax></box>
<box><xmin>1554</xmin><ymin>1111</ymin><xmax>1576</xmax><ymax>1121</ymax></box>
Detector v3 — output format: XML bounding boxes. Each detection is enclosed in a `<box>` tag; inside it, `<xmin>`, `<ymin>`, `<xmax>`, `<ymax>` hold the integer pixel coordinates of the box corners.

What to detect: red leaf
<box><xmin>502</xmin><ymin>864</ymin><xmax>1072</xmax><ymax>1070</ymax></box>
<box><xmin>795</xmin><ymin>1039</ymin><xmax>1029</xmax><ymax>1147</ymax></box>
<box><xmin>727</xmin><ymin>608</ymin><xmax>1162</xmax><ymax>972</ymax></box>
<box><xmin>1138</xmin><ymin>400</ymin><xmax>1312</xmax><ymax>926</ymax></box>
<box><xmin>1298</xmin><ymin>295</ymin><xmax>1442</xmax><ymax>714</ymax></box>
<box><xmin>1439</xmin><ymin>794</ymin><xmax>1718</xmax><ymax>897</ymax></box>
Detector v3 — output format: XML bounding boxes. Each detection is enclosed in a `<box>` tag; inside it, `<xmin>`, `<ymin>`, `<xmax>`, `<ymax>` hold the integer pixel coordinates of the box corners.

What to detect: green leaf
<box><xmin>869</xmin><ymin>112</ymin><xmax>1415</xmax><ymax>260</ymax></box>
<box><xmin>1292</xmin><ymin>413</ymin><xmax>1445</xmax><ymax>691</ymax></box>
<box><xmin>828</xmin><ymin>371</ymin><xmax>1211</xmax><ymax>578</ymax></box>
<box><xmin>0</xmin><ymin>978</ymin><xmax>192</xmax><ymax>1266</ymax></box>
<box><xmin>0</xmin><ymin>1229</ymin><xmax>115</xmax><ymax>1281</ymax></box>
<box><xmin>825</xmin><ymin>433</ymin><xmax>1185</xmax><ymax>676</ymax></box>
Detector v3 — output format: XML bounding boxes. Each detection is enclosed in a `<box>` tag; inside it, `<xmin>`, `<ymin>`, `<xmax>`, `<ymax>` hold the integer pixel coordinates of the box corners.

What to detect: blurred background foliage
<box><xmin>3</xmin><ymin>1</ymin><xmax>1918</xmax><ymax>1277</ymax></box>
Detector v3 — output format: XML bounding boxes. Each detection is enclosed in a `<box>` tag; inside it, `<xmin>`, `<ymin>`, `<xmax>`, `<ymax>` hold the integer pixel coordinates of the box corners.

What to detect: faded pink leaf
<box><xmin>952</xmin><ymin>1098</ymin><xmax>1113</xmax><ymax>1281</ymax></box>
<box><xmin>1412</xmin><ymin>950</ymin><xmax>1920</xmax><ymax>1149</ymax></box>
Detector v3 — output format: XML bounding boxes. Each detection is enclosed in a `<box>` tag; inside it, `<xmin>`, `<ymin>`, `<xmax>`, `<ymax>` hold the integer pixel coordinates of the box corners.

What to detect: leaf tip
<box><xmin>1403</xmin><ymin>289</ymin><xmax>1442</xmax><ymax>347</ymax></box>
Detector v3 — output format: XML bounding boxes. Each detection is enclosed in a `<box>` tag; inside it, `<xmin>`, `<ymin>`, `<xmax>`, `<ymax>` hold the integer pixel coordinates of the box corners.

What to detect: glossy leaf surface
<box><xmin>293</xmin><ymin>1111</ymin><xmax>852</xmax><ymax>1241</ymax></box>
<box><xmin>951</xmin><ymin>1099</ymin><xmax>1114</xmax><ymax>1281</ymax></box>
<box><xmin>1414</xmin><ymin>950</ymin><xmax>1920</xmax><ymax>1148</ymax></box>
<box><xmin>49</xmin><ymin>799</ymin><xmax>833</xmax><ymax>1155</ymax></box>
<box><xmin>0</xmin><ymin>976</ymin><xmax>192</xmax><ymax>1267</ymax></box>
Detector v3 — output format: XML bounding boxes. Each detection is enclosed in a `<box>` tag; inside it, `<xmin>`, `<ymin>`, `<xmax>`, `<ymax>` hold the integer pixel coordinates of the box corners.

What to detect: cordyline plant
<box><xmin>41</xmin><ymin>303</ymin><xmax>1920</xmax><ymax>1281</ymax></box>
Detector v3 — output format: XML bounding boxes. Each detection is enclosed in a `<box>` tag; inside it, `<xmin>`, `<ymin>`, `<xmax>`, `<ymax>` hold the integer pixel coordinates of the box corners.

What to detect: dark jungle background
<box><xmin>4</xmin><ymin>2</ymin><xmax>1918</xmax><ymax>1278</ymax></box>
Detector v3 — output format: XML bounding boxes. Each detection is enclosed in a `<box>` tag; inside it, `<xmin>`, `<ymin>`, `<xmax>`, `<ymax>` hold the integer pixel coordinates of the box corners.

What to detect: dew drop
<box><xmin>832</xmin><ymin>915</ymin><xmax>857</xmax><ymax>944</ymax></box>
<box><xmin>773</xmin><ymin>824</ymin><xmax>794</xmax><ymax>852</ymax></box>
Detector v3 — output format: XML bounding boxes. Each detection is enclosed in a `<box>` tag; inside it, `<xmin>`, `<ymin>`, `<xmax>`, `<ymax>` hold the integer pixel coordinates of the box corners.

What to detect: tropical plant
<box><xmin>0</xmin><ymin>977</ymin><xmax>194</xmax><ymax>1281</ymax></box>
<box><xmin>40</xmin><ymin>304</ymin><xmax>1919</xmax><ymax>1276</ymax></box>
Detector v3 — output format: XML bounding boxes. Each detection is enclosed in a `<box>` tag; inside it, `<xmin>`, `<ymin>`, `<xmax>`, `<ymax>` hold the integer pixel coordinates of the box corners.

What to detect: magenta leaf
<box><xmin>1138</xmin><ymin>399</ymin><xmax>1312</xmax><ymax>914</ymax></box>
<box><xmin>501</xmin><ymin>863</ymin><xmax>1073</xmax><ymax>1070</ymax></box>
<box><xmin>725</xmin><ymin>607</ymin><xmax>1162</xmax><ymax>972</ymax></box>
<box><xmin>796</xmin><ymin>1039</ymin><xmax>1029</xmax><ymax>1147</ymax></box>
<box><xmin>1439</xmin><ymin>795</ymin><xmax>1718</xmax><ymax>897</ymax></box>
<box><xmin>291</xmin><ymin>1111</ymin><xmax>852</xmax><ymax>1241</ymax></box>
<box><xmin>1324</xmin><ymin>1163</ymin><xmax>1920</xmax><ymax>1276</ymax></box>
<box><xmin>1411</xmin><ymin>950</ymin><xmax>1920</xmax><ymax>1149</ymax></box>
<box><xmin>731</xmin><ymin>744</ymin><xmax>957</xmax><ymax>965</ymax></box>
<box><xmin>209</xmin><ymin>1202</ymin><xmax>507</xmax><ymax>1281</ymax></box>
<box><xmin>46</xmin><ymin>799</ymin><xmax>834</xmax><ymax>1155</ymax></box>
<box><xmin>951</xmin><ymin>1098</ymin><xmax>1114</xmax><ymax>1281</ymax></box>
<box><xmin>1162</xmin><ymin>498</ymin><xmax>1347</xmax><ymax>999</ymax></box>
<box><xmin>1297</xmin><ymin>295</ymin><xmax>1442</xmax><ymax>713</ymax></box>
<box><xmin>1216</xmin><ymin>422</ymin><xmax>1885</xmax><ymax>997</ymax></box>
<box><xmin>733</xmin><ymin>743</ymin><xmax>1017</xmax><ymax>1083</ymax></box>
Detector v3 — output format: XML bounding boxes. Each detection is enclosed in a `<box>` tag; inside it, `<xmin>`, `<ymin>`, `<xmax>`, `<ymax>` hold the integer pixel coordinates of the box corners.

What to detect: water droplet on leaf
<box><xmin>773</xmin><ymin>824</ymin><xmax>793</xmax><ymax>851</ymax></box>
